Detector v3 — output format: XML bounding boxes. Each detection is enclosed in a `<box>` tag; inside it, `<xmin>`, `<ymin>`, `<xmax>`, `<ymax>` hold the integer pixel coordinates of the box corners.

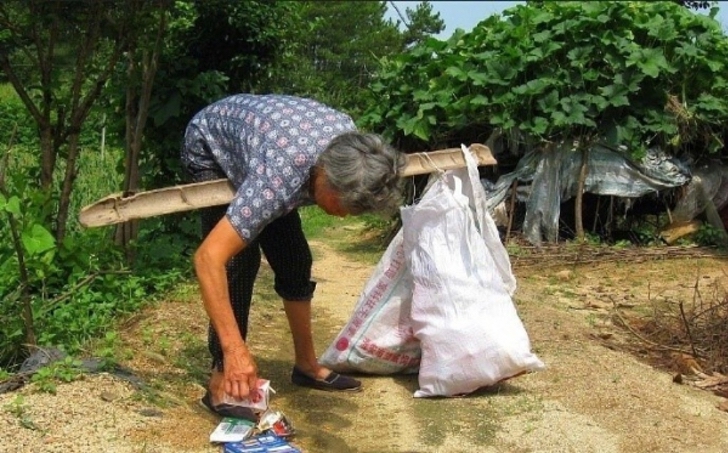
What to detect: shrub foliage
<box><xmin>362</xmin><ymin>1</ymin><xmax>728</xmax><ymax>160</ymax></box>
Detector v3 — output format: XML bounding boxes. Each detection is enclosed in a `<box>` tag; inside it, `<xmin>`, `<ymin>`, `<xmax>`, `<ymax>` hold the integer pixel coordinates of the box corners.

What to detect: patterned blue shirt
<box><xmin>182</xmin><ymin>94</ymin><xmax>356</xmax><ymax>241</ymax></box>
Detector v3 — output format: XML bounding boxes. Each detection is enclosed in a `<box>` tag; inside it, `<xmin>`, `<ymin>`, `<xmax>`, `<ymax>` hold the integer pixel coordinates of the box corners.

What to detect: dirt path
<box><xmin>2</xmin><ymin>236</ymin><xmax>728</xmax><ymax>453</ymax></box>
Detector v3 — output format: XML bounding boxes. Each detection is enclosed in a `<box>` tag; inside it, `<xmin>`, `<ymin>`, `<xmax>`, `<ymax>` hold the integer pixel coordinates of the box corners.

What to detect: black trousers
<box><xmin>197</xmin><ymin>178</ymin><xmax>315</xmax><ymax>371</ymax></box>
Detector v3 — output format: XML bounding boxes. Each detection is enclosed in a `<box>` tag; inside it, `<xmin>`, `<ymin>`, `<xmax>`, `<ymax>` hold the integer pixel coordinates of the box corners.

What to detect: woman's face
<box><xmin>313</xmin><ymin>172</ymin><xmax>349</xmax><ymax>217</ymax></box>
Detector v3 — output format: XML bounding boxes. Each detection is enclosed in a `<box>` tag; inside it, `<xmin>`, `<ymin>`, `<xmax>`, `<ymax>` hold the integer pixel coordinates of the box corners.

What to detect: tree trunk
<box><xmin>115</xmin><ymin>8</ymin><xmax>167</xmax><ymax>261</ymax></box>
<box><xmin>55</xmin><ymin>132</ymin><xmax>82</xmax><ymax>242</ymax></box>
<box><xmin>575</xmin><ymin>146</ymin><xmax>589</xmax><ymax>242</ymax></box>
<box><xmin>115</xmin><ymin>50</ymin><xmax>140</xmax><ymax>259</ymax></box>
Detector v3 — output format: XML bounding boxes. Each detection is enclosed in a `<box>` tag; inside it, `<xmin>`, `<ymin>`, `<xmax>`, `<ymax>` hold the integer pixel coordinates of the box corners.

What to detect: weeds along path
<box><xmin>1</xmin><ymin>231</ymin><xmax>728</xmax><ymax>452</ymax></box>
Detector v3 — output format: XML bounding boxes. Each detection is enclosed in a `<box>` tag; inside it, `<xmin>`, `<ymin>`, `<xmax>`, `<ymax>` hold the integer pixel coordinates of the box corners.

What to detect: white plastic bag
<box><xmin>401</xmin><ymin>146</ymin><xmax>544</xmax><ymax>397</ymax></box>
<box><xmin>320</xmin><ymin>229</ymin><xmax>420</xmax><ymax>374</ymax></box>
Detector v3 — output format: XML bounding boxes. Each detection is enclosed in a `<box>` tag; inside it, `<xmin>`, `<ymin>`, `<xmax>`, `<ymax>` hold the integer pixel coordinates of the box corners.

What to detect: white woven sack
<box><xmin>401</xmin><ymin>146</ymin><xmax>544</xmax><ymax>397</ymax></box>
<box><xmin>320</xmin><ymin>229</ymin><xmax>420</xmax><ymax>374</ymax></box>
<box><xmin>460</xmin><ymin>146</ymin><xmax>517</xmax><ymax>296</ymax></box>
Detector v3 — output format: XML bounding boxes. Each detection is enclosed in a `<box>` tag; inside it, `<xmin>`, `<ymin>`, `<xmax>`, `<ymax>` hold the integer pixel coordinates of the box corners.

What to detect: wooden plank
<box><xmin>79</xmin><ymin>144</ymin><xmax>496</xmax><ymax>228</ymax></box>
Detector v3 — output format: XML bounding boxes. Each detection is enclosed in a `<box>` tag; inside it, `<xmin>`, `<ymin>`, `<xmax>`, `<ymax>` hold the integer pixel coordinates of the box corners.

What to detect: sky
<box><xmin>385</xmin><ymin>1</ymin><xmax>728</xmax><ymax>38</ymax></box>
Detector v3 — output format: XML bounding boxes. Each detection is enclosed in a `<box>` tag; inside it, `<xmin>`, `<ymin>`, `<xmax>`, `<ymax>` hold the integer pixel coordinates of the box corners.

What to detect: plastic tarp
<box><xmin>672</xmin><ymin>161</ymin><xmax>728</xmax><ymax>223</ymax></box>
<box><xmin>484</xmin><ymin>141</ymin><xmax>692</xmax><ymax>245</ymax></box>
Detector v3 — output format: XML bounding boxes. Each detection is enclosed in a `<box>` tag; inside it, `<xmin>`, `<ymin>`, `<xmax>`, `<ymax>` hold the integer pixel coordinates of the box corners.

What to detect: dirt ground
<box><xmin>1</xmin><ymin>225</ymin><xmax>728</xmax><ymax>453</ymax></box>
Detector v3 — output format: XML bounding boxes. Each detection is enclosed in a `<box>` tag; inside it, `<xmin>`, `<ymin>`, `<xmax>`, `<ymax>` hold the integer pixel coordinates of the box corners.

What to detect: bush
<box><xmin>0</xmin><ymin>142</ymin><xmax>191</xmax><ymax>368</ymax></box>
<box><xmin>0</xmin><ymin>90</ymin><xmax>37</xmax><ymax>147</ymax></box>
<box><xmin>362</xmin><ymin>1</ymin><xmax>728</xmax><ymax>161</ymax></box>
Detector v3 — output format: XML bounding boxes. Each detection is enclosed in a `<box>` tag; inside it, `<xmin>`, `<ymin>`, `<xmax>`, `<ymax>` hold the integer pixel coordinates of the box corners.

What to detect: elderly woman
<box><xmin>181</xmin><ymin>94</ymin><xmax>404</xmax><ymax>417</ymax></box>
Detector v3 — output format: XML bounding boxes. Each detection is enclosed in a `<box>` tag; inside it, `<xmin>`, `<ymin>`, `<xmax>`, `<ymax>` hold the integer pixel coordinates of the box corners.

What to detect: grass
<box><xmin>0</xmin><ymin>83</ymin><xmax>18</xmax><ymax>101</ymax></box>
<box><xmin>66</xmin><ymin>146</ymin><xmax>125</xmax><ymax>232</ymax></box>
<box><xmin>4</xmin><ymin>144</ymin><xmax>123</xmax><ymax>235</ymax></box>
<box><xmin>299</xmin><ymin>205</ymin><xmax>338</xmax><ymax>239</ymax></box>
<box><xmin>299</xmin><ymin>205</ymin><xmax>393</xmax><ymax>265</ymax></box>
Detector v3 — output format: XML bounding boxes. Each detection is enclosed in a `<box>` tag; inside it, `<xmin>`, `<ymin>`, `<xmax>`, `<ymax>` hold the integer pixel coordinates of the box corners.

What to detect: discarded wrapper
<box><xmin>209</xmin><ymin>417</ymin><xmax>255</xmax><ymax>443</ymax></box>
<box><xmin>257</xmin><ymin>409</ymin><xmax>295</xmax><ymax>438</ymax></box>
<box><xmin>220</xmin><ymin>379</ymin><xmax>275</xmax><ymax>413</ymax></box>
<box><xmin>223</xmin><ymin>433</ymin><xmax>301</xmax><ymax>453</ymax></box>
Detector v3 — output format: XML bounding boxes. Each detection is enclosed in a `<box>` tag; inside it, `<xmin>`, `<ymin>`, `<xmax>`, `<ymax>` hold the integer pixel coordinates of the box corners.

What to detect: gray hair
<box><xmin>317</xmin><ymin>132</ymin><xmax>405</xmax><ymax>215</ymax></box>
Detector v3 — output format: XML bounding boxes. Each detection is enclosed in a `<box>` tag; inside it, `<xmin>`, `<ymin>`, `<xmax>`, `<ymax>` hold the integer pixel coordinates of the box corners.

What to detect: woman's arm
<box><xmin>194</xmin><ymin>216</ymin><xmax>259</xmax><ymax>401</ymax></box>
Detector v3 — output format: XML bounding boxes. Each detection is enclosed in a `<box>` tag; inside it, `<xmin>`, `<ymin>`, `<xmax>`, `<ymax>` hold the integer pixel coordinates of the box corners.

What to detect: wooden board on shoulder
<box><xmin>79</xmin><ymin>144</ymin><xmax>496</xmax><ymax>228</ymax></box>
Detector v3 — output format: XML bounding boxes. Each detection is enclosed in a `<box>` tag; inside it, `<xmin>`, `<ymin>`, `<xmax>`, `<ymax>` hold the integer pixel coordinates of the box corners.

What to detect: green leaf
<box><xmin>589</xmin><ymin>95</ymin><xmax>609</xmax><ymax>111</ymax></box>
<box><xmin>643</xmin><ymin>110</ymin><xmax>677</xmax><ymax>135</ymax></box>
<box><xmin>525</xmin><ymin>47</ymin><xmax>544</xmax><ymax>62</ymax></box>
<box><xmin>537</xmin><ymin>90</ymin><xmax>560</xmax><ymax>112</ymax></box>
<box><xmin>398</xmin><ymin>116</ymin><xmax>430</xmax><ymax>141</ymax></box>
<box><xmin>418</xmin><ymin>102</ymin><xmax>437</xmax><ymax>114</ymax></box>
<box><xmin>705</xmin><ymin>59</ymin><xmax>723</xmax><ymax>72</ymax></box>
<box><xmin>467</xmin><ymin>71</ymin><xmax>488</xmax><ymax>87</ymax></box>
<box><xmin>675</xmin><ymin>43</ymin><xmax>699</xmax><ymax>59</ymax></box>
<box><xmin>470</xmin><ymin>94</ymin><xmax>489</xmax><ymax>106</ymax></box>
<box><xmin>513</xmin><ymin>78</ymin><xmax>551</xmax><ymax>97</ymax></box>
<box><xmin>695</xmin><ymin>94</ymin><xmax>728</xmax><ymax>115</ymax></box>
<box><xmin>490</xmin><ymin>111</ymin><xmax>515</xmax><ymax>129</ymax></box>
<box><xmin>559</xmin><ymin>96</ymin><xmax>590</xmax><ymax>125</ymax></box>
<box><xmin>413</xmin><ymin>90</ymin><xmax>432</xmax><ymax>102</ymax></box>
<box><xmin>445</xmin><ymin>66</ymin><xmax>467</xmax><ymax>81</ymax></box>
<box><xmin>551</xmin><ymin>110</ymin><xmax>568</xmax><ymax>127</ymax></box>
<box><xmin>485</xmin><ymin>61</ymin><xmax>518</xmax><ymax>86</ymax></box>
<box><xmin>614</xmin><ymin>71</ymin><xmax>644</xmax><ymax>93</ymax></box>
<box><xmin>626</xmin><ymin>48</ymin><xmax>669</xmax><ymax>78</ymax></box>
<box><xmin>582</xmin><ymin>69</ymin><xmax>600</xmax><ymax>82</ymax></box>
<box><xmin>4</xmin><ymin>196</ymin><xmax>21</xmax><ymax>216</ymax></box>
<box><xmin>707</xmin><ymin>134</ymin><xmax>723</xmax><ymax>154</ymax></box>
<box><xmin>600</xmin><ymin>84</ymin><xmax>630</xmax><ymax>107</ymax></box>
<box><xmin>531</xmin><ymin>30</ymin><xmax>552</xmax><ymax>43</ymax></box>
<box><xmin>411</xmin><ymin>121</ymin><xmax>430</xmax><ymax>141</ymax></box>
<box><xmin>567</xmin><ymin>46</ymin><xmax>593</xmax><ymax>63</ymax></box>
<box><xmin>541</xmin><ymin>41</ymin><xmax>564</xmax><ymax>56</ymax></box>
<box><xmin>525</xmin><ymin>116</ymin><xmax>549</xmax><ymax>135</ymax></box>
<box><xmin>21</xmin><ymin>224</ymin><xmax>56</xmax><ymax>255</ymax></box>
<box><xmin>530</xmin><ymin>10</ymin><xmax>554</xmax><ymax>25</ymax></box>
<box><xmin>647</xmin><ymin>16</ymin><xmax>677</xmax><ymax>41</ymax></box>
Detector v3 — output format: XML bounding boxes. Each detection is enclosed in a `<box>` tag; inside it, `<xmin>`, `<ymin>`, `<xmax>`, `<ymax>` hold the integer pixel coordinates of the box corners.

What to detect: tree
<box><xmin>291</xmin><ymin>1</ymin><xmax>401</xmax><ymax>114</ymax></box>
<box><xmin>101</xmin><ymin>0</ymin><xmax>299</xmax><ymax>261</ymax></box>
<box><xmin>389</xmin><ymin>1</ymin><xmax>445</xmax><ymax>48</ymax></box>
<box><xmin>174</xmin><ymin>0</ymin><xmax>299</xmax><ymax>94</ymax></box>
<box><xmin>0</xmin><ymin>0</ymin><xmax>139</xmax><ymax>242</ymax></box>
<box><xmin>125</xmin><ymin>0</ymin><xmax>297</xmax><ymax>191</ymax></box>
<box><xmin>114</xmin><ymin>1</ymin><xmax>171</xmax><ymax>258</ymax></box>
<box><xmin>0</xmin><ymin>0</ymin><xmax>304</xmax><ymax>364</ymax></box>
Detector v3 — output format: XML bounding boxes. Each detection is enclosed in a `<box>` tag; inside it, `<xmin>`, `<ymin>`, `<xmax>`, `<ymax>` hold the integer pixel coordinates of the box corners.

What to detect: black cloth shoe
<box><xmin>199</xmin><ymin>390</ymin><xmax>258</xmax><ymax>421</ymax></box>
<box><xmin>291</xmin><ymin>366</ymin><xmax>362</xmax><ymax>392</ymax></box>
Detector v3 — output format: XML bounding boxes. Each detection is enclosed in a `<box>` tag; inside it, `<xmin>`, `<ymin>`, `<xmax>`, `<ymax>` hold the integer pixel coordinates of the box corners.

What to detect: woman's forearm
<box><xmin>194</xmin><ymin>248</ymin><xmax>246</xmax><ymax>351</ymax></box>
<box><xmin>194</xmin><ymin>216</ymin><xmax>250</xmax><ymax>353</ymax></box>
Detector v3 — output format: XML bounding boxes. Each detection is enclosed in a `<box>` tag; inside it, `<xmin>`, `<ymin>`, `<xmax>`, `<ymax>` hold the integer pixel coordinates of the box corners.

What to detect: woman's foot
<box><xmin>290</xmin><ymin>366</ymin><xmax>362</xmax><ymax>392</ymax></box>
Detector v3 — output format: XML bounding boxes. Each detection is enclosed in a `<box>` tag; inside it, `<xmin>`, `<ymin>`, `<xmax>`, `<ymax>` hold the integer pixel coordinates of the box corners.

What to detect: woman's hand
<box><xmin>221</xmin><ymin>344</ymin><xmax>260</xmax><ymax>401</ymax></box>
